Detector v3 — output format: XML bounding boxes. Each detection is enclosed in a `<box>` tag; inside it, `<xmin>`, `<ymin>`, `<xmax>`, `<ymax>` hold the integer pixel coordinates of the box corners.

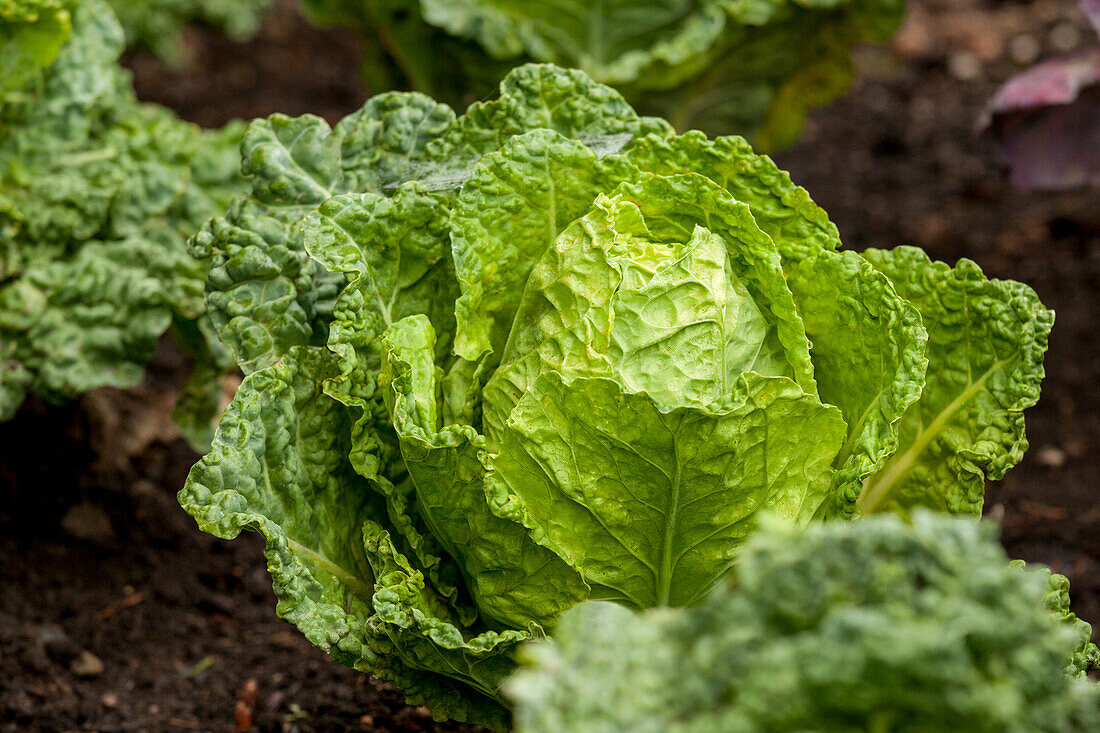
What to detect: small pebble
<box><xmin>71</xmin><ymin>650</ymin><xmax>104</xmax><ymax>677</ymax></box>
<box><xmin>1036</xmin><ymin>445</ymin><xmax>1067</xmax><ymax>468</ymax></box>
<box><xmin>60</xmin><ymin>502</ymin><xmax>114</xmax><ymax>544</ymax></box>
<box><xmin>1009</xmin><ymin>35</ymin><xmax>1041</xmax><ymax>65</ymax></box>
<box><xmin>1049</xmin><ymin>23</ymin><xmax>1081</xmax><ymax>53</ymax></box>
<box><xmin>101</xmin><ymin>693</ymin><xmax>119</xmax><ymax>708</ymax></box>
<box><xmin>948</xmin><ymin>53</ymin><xmax>983</xmax><ymax>81</ymax></box>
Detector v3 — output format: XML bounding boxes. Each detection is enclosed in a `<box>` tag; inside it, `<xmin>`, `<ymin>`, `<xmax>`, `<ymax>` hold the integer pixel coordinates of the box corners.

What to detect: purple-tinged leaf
<box><xmin>995</xmin><ymin>86</ymin><xmax>1100</xmax><ymax>190</ymax></box>
<box><xmin>985</xmin><ymin>50</ymin><xmax>1100</xmax><ymax>114</ymax></box>
<box><xmin>980</xmin><ymin>43</ymin><xmax>1100</xmax><ymax>190</ymax></box>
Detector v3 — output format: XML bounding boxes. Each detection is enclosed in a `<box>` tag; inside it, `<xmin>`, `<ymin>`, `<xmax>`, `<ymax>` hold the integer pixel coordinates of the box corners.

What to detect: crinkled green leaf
<box><xmin>416</xmin><ymin>64</ymin><xmax>672</xmax><ymax>191</ymax></box>
<box><xmin>335</xmin><ymin>92</ymin><xmax>457</xmax><ymax>193</ymax></box>
<box><xmin>623</xmin><ymin>131</ymin><xmax>841</xmax><ymax>262</ymax></box>
<box><xmin>787</xmin><ymin>249</ymin><xmax>928</xmax><ymax>518</ymax></box>
<box><xmin>180</xmin><ymin>346</ymin><xmax>515</xmax><ymax>730</ymax></box>
<box><xmin>487</xmin><ymin>371</ymin><xmax>845</xmax><ymax>609</ymax></box>
<box><xmin>194</xmin><ymin>197</ymin><xmax>331</xmax><ymax>375</ymax></box>
<box><xmin>199</xmin><ymin>65</ymin><xmax>669</xmax><ymax>373</ymax></box>
<box><xmin>380</xmin><ymin>315</ymin><xmax>590</xmax><ymax>629</ymax></box>
<box><xmin>450</xmin><ymin>129</ymin><xmax>640</xmax><ymax>360</ymax></box>
<box><xmin>303</xmin><ymin>183</ymin><xmax>458</xmax><ymax>405</ymax></box>
<box><xmin>858</xmin><ymin>247</ymin><xmax>1054</xmax><ymax>515</ymax></box>
<box><xmin>196</xmin><ymin>112</ymin><xmax>345</xmax><ymax>374</ymax></box>
<box><xmin>432</xmin><ymin>63</ymin><xmax>674</xmax><ymax>155</ymax></box>
<box><xmin>508</xmin><ymin>513</ymin><xmax>1100</xmax><ymax>733</ymax></box>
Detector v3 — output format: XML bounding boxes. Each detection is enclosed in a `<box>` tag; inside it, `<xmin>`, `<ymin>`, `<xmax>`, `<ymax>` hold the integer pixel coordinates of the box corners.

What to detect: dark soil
<box><xmin>0</xmin><ymin>344</ymin><xmax>486</xmax><ymax>733</ymax></box>
<box><xmin>124</xmin><ymin>0</ymin><xmax>368</xmax><ymax>128</ymax></box>
<box><xmin>2</xmin><ymin>0</ymin><xmax>1098</xmax><ymax>731</ymax></box>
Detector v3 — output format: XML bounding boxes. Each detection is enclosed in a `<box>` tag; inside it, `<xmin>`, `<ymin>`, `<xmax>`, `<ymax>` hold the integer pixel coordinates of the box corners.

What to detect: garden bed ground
<box><xmin>2</xmin><ymin>0</ymin><xmax>1098</xmax><ymax>730</ymax></box>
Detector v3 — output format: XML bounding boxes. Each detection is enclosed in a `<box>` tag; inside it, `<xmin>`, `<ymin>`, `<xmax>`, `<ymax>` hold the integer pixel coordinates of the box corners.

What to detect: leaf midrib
<box><xmin>283</xmin><ymin>535</ymin><xmax>374</xmax><ymax>600</ymax></box>
<box><xmin>655</xmin><ymin>414</ymin><xmax>682</xmax><ymax>606</ymax></box>
<box><xmin>857</xmin><ymin>356</ymin><xmax>1009</xmax><ymax>513</ymax></box>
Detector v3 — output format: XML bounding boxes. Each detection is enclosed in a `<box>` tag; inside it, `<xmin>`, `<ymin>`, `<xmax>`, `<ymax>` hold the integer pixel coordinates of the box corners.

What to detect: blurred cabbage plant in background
<box><xmin>0</xmin><ymin>0</ymin><xmax>245</xmax><ymax>446</ymax></box>
<box><xmin>300</xmin><ymin>0</ymin><xmax>907</xmax><ymax>149</ymax></box>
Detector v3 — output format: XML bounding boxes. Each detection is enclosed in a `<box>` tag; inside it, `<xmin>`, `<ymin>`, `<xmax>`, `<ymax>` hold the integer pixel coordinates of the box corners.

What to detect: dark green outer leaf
<box><xmin>180</xmin><ymin>346</ymin><xmax>516</xmax><ymax>730</ymax></box>
<box><xmin>380</xmin><ymin>315</ymin><xmax>591</xmax><ymax>629</ymax></box>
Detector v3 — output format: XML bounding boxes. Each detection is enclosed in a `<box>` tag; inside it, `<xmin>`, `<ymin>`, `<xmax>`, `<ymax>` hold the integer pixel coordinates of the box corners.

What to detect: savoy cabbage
<box><xmin>301</xmin><ymin>0</ymin><xmax>906</xmax><ymax>149</ymax></box>
<box><xmin>179</xmin><ymin>64</ymin><xmax>1055</xmax><ymax>728</ymax></box>
<box><xmin>508</xmin><ymin>512</ymin><xmax>1100</xmax><ymax>733</ymax></box>
<box><xmin>0</xmin><ymin>0</ymin><xmax>244</xmax><ymax>444</ymax></box>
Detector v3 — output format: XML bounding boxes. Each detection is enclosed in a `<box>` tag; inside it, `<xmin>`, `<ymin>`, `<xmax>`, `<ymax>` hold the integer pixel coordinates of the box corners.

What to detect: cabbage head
<box><xmin>180</xmin><ymin>64</ymin><xmax>1053</xmax><ymax>728</ymax></box>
